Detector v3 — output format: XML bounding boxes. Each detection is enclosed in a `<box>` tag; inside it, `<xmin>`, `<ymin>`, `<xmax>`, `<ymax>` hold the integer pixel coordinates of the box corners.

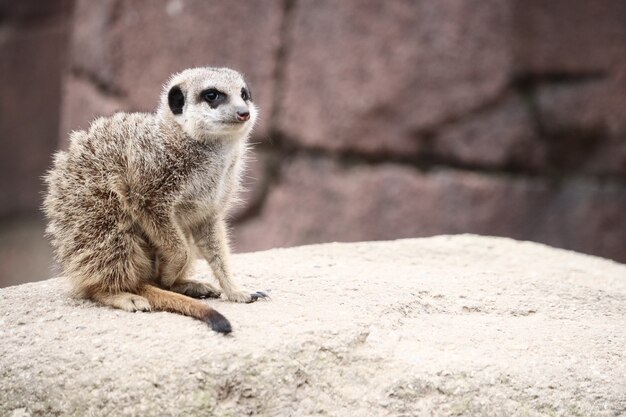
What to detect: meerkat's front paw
<box><xmin>118</xmin><ymin>294</ymin><xmax>151</xmax><ymax>312</ymax></box>
<box><xmin>224</xmin><ymin>289</ymin><xmax>269</xmax><ymax>303</ymax></box>
<box><xmin>170</xmin><ymin>280</ymin><xmax>221</xmax><ymax>299</ymax></box>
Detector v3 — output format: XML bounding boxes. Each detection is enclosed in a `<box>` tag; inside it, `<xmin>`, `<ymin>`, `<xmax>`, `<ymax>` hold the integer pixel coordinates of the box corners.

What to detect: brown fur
<box><xmin>43</xmin><ymin>67</ymin><xmax>262</xmax><ymax>333</ymax></box>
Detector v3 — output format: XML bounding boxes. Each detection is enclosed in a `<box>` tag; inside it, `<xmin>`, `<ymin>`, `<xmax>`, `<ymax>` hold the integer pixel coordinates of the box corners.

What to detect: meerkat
<box><xmin>43</xmin><ymin>67</ymin><xmax>267</xmax><ymax>334</ymax></box>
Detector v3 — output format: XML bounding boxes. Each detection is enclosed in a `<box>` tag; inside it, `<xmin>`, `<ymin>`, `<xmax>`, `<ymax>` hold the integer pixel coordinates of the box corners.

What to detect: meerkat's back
<box><xmin>44</xmin><ymin>114</ymin><xmax>157</xmax><ymax>297</ymax></box>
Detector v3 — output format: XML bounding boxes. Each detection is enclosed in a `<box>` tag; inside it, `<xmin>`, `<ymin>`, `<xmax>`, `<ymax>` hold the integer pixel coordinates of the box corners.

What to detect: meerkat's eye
<box><xmin>201</xmin><ymin>89</ymin><xmax>227</xmax><ymax>108</ymax></box>
<box><xmin>241</xmin><ymin>88</ymin><xmax>251</xmax><ymax>101</ymax></box>
<box><xmin>203</xmin><ymin>89</ymin><xmax>222</xmax><ymax>103</ymax></box>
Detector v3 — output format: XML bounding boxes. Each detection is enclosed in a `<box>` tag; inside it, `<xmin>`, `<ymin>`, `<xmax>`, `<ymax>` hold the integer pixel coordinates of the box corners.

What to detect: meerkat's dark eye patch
<box><xmin>201</xmin><ymin>88</ymin><xmax>227</xmax><ymax>108</ymax></box>
<box><xmin>168</xmin><ymin>85</ymin><xmax>185</xmax><ymax>115</ymax></box>
<box><xmin>241</xmin><ymin>87</ymin><xmax>252</xmax><ymax>101</ymax></box>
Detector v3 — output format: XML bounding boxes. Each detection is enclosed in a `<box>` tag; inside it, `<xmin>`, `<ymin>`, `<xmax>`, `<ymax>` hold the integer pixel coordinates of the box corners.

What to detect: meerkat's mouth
<box><xmin>221</xmin><ymin>120</ymin><xmax>248</xmax><ymax>128</ymax></box>
<box><xmin>215</xmin><ymin>121</ymin><xmax>248</xmax><ymax>134</ymax></box>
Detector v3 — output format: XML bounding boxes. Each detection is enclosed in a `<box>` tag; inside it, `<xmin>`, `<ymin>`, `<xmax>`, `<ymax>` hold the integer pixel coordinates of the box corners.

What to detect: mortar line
<box><xmin>254</xmin><ymin>141</ymin><xmax>626</xmax><ymax>188</ymax></box>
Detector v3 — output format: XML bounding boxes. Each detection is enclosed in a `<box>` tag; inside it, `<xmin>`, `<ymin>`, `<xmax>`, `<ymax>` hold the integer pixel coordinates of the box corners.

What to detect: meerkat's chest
<box><xmin>177</xmin><ymin>153</ymin><xmax>242</xmax><ymax>218</ymax></box>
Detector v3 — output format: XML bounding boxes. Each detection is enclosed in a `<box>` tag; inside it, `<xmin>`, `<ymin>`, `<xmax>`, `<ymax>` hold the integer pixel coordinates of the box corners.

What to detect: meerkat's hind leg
<box><xmin>170</xmin><ymin>279</ymin><xmax>222</xmax><ymax>299</ymax></box>
<box><xmin>92</xmin><ymin>291</ymin><xmax>151</xmax><ymax>312</ymax></box>
<box><xmin>152</xmin><ymin>240</ymin><xmax>221</xmax><ymax>299</ymax></box>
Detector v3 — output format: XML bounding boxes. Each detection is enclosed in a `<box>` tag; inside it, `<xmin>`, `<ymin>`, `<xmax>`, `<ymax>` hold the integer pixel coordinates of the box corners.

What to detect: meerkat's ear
<box><xmin>168</xmin><ymin>85</ymin><xmax>185</xmax><ymax>115</ymax></box>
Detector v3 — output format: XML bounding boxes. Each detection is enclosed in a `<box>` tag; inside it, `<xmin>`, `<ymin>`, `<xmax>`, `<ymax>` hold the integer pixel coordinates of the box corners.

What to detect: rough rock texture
<box><xmin>0</xmin><ymin>215</ymin><xmax>55</xmax><ymax>288</ymax></box>
<box><xmin>277</xmin><ymin>0</ymin><xmax>512</xmax><ymax>156</ymax></box>
<box><xmin>0</xmin><ymin>0</ymin><xmax>74</xmax><ymax>288</ymax></box>
<box><xmin>4</xmin><ymin>0</ymin><xmax>626</xmax><ymax>288</ymax></box>
<box><xmin>512</xmin><ymin>0</ymin><xmax>626</xmax><ymax>73</ymax></box>
<box><xmin>534</xmin><ymin>77</ymin><xmax>626</xmax><ymax>176</ymax></box>
<box><xmin>56</xmin><ymin>0</ymin><xmax>626</xmax><ymax>265</ymax></box>
<box><xmin>61</xmin><ymin>0</ymin><xmax>284</xmax><ymax>143</ymax></box>
<box><xmin>234</xmin><ymin>157</ymin><xmax>626</xmax><ymax>262</ymax></box>
<box><xmin>0</xmin><ymin>0</ymin><xmax>73</xmax><ymax>216</ymax></box>
<box><xmin>1</xmin><ymin>235</ymin><xmax>625</xmax><ymax>416</ymax></box>
<box><xmin>58</xmin><ymin>75</ymin><xmax>125</xmax><ymax>144</ymax></box>
<box><xmin>431</xmin><ymin>94</ymin><xmax>545</xmax><ymax>170</ymax></box>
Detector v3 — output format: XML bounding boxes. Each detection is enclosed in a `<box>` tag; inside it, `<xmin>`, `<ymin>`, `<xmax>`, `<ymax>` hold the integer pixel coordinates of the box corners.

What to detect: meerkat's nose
<box><xmin>236</xmin><ymin>109</ymin><xmax>250</xmax><ymax>122</ymax></box>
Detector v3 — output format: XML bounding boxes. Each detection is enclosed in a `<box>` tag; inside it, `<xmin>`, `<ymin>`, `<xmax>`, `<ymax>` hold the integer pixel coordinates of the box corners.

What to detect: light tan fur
<box><xmin>43</xmin><ymin>67</ymin><xmax>265</xmax><ymax>333</ymax></box>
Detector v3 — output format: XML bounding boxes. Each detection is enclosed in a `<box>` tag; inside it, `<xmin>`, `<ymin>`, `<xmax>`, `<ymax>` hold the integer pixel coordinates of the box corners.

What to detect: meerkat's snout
<box><xmin>236</xmin><ymin>107</ymin><xmax>250</xmax><ymax>122</ymax></box>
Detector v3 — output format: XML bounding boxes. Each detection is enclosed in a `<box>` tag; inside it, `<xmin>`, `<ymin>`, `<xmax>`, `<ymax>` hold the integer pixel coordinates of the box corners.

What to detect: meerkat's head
<box><xmin>158</xmin><ymin>67</ymin><xmax>257</xmax><ymax>142</ymax></box>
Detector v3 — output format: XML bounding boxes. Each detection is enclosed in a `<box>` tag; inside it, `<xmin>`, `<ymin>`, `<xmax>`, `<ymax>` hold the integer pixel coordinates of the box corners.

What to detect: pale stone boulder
<box><xmin>1</xmin><ymin>235</ymin><xmax>625</xmax><ymax>416</ymax></box>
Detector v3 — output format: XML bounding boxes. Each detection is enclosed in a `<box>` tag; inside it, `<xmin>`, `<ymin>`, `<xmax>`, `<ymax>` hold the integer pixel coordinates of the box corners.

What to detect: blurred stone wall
<box><xmin>62</xmin><ymin>0</ymin><xmax>626</xmax><ymax>262</ymax></box>
<box><xmin>0</xmin><ymin>0</ymin><xmax>74</xmax><ymax>286</ymax></box>
<box><xmin>2</xmin><ymin>0</ymin><xmax>624</xmax><ymax>288</ymax></box>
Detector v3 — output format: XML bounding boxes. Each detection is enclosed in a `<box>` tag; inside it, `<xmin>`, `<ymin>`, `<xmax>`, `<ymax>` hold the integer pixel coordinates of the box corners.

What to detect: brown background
<box><xmin>1</xmin><ymin>0</ymin><xmax>625</xmax><ymax>288</ymax></box>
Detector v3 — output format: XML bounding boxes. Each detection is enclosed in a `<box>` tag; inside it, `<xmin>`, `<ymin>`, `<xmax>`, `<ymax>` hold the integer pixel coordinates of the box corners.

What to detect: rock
<box><xmin>513</xmin><ymin>0</ymin><xmax>626</xmax><ymax>73</ymax></box>
<box><xmin>230</xmin><ymin>149</ymin><xmax>272</xmax><ymax>222</ymax></box>
<box><xmin>1</xmin><ymin>235</ymin><xmax>625</xmax><ymax>416</ymax></box>
<box><xmin>59</xmin><ymin>75</ymin><xmax>125</xmax><ymax>148</ymax></box>
<box><xmin>432</xmin><ymin>94</ymin><xmax>545</xmax><ymax>170</ymax></box>
<box><xmin>534</xmin><ymin>77</ymin><xmax>626</xmax><ymax>175</ymax></box>
<box><xmin>69</xmin><ymin>0</ymin><xmax>119</xmax><ymax>88</ymax></box>
<box><xmin>64</xmin><ymin>0</ymin><xmax>284</xmax><ymax>139</ymax></box>
<box><xmin>0</xmin><ymin>14</ymin><xmax>70</xmax><ymax>215</ymax></box>
<box><xmin>277</xmin><ymin>0</ymin><xmax>512</xmax><ymax>156</ymax></box>
<box><xmin>233</xmin><ymin>157</ymin><xmax>626</xmax><ymax>262</ymax></box>
<box><xmin>0</xmin><ymin>216</ymin><xmax>54</xmax><ymax>288</ymax></box>
<box><xmin>0</xmin><ymin>0</ymin><xmax>72</xmax><ymax>21</ymax></box>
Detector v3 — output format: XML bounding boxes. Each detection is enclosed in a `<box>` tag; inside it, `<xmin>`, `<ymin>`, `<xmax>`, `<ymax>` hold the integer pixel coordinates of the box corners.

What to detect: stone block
<box><xmin>0</xmin><ymin>0</ymin><xmax>72</xmax><ymax>21</ymax></box>
<box><xmin>535</xmin><ymin>77</ymin><xmax>626</xmax><ymax>175</ymax></box>
<box><xmin>233</xmin><ymin>157</ymin><xmax>540</xmax><ymax>251</ymax></box>
<box><xmin>230</xmin><ymin>149</ymin><xmax>272</xmax><ymax>222</ymax></box>
<box><xmin>69</xmin><ymin>0</ymin><xmax>119</xmax><ymax>88</ymax></box>
<box><xmin>513</xmin><ymin>0</ymin><xmax>626</xmax><ymax>73</ymax></box>
<box><xmin>531</xmin><ymin>180</ymin><xmax>626</xmax><ymax>262</ymax></box>
<box><xmin>234</xmin><ymin>157</ymin><xmax>626</xmax><ymax>262</ymax></box>
<box><xmin>277</xmin><ymin>0</ymin><xmax>513</xmax><ymax>156</ymax></box>
<box><xmin>59</xmin><ymin>74</ymin><xmax>125</xmax><ymax>148</ymax></box>
<box><xmin>432</xmin><ymin>94</ymin><xmax>545</xmax><ymax>170</ymax></box>
<box><xmin>68</xmin><ymin>0</ymin><xmax>284</xmax><ymax>140</ymax></box>
<box><xmin>2</xmin><ymin>236</ymin><xmax>626</xmax><ymax>415</ymax></box>
<box><xmin>0</xmin><ymin>23</ymin><xmax>69</xmax><ymax>215</ymax></box>
<box><xmin>0</xmin><ymin>216</ymin><xmax>54</xmax><ymax>288</ymax></box>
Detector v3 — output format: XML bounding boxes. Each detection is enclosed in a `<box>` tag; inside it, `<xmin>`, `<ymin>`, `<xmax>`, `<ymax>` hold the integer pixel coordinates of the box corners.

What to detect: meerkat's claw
<box><xmin>247</xmin><ymin>291</ymin><xmax>270</xmax><ymax>303</ymax></box>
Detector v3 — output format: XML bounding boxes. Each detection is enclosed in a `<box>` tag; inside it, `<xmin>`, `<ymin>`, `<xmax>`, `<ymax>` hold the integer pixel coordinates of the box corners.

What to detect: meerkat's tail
<box><xmin>138</xmin><ymin>284</ymin><xmax>232</xmax><ymax>334</ymax></box>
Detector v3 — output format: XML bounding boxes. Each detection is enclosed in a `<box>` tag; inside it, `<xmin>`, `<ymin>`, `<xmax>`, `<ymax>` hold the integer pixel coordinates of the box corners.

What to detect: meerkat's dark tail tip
<box><xmin>206</xmin><ymin>309</ymin><xmax>232</xmax><ymax>334</ymax></box>
<box><xmin>138</xmin><ymin>284</ymin><xmax>232</xmax><ymax>334</ymax></box>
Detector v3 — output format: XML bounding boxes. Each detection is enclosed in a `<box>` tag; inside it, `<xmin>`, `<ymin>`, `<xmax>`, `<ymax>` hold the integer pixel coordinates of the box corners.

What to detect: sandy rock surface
<box><xmin>1</xmin><ymin>235</ymin><xmax>625</xmax><ymax>416</ymax></box>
